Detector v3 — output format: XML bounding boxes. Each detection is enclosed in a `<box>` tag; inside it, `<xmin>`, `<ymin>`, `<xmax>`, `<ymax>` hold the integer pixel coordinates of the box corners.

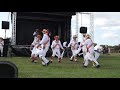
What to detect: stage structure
<box><xmin>11</xmin><ymin>12</ymin><xmax>76</xmax><ymax>45</ymax></box>
<box><xmin>10</xmin><ymin>12</ymin><xmax>76</xmax><ymax>56</ymax></box>
<box><xmin>77</xmin><ymin>12</ymin><xmax>94</xmax><ymax>43</ymax></box>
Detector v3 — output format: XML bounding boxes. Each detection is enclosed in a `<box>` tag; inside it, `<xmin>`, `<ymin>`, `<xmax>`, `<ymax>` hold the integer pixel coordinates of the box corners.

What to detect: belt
<box><xmin>94</xmin><ymin>50</ymin><xmax>100</xmax><ymax>53</ymax></box>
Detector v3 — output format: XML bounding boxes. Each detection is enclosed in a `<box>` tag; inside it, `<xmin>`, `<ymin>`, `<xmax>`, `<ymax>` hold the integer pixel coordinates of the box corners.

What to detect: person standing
<box><xmin>0</xmin><ymin>37</ymin><xmax>4</xmax><ymax>57</ymax></box>
<box><xmin>33</xmin><ymin>29</ymin><xmax>40</xmax><ymax>40</ymax></box>
<box><xmin>33</xmin><ymin>29</ymin><xmax>39</xmax><ymax>36</ymax></box>
<box><xmin>63</xmin><ymin>41</ymin><xmax>68</xmax><ymax>57</ymax></box>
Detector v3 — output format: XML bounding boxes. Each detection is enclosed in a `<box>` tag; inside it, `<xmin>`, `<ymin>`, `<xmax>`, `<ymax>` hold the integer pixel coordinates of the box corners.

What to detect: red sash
<box><xmin>87</xmin><ymin>39</ymin><xmax>93</xmax><ymax>52</ymax></box>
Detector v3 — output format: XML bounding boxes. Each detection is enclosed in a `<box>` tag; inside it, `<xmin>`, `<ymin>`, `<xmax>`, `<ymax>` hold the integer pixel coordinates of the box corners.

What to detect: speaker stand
<box><xmin>5</xmin><ymin>29</ymin><xmax>6</xmax><ymax>39</ymax></box>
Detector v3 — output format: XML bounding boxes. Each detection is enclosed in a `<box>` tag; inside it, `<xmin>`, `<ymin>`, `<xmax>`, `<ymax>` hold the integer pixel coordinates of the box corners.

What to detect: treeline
<box><xmin>94</xmin><ymin>43</ymin><xmax>120</xmax><ymax>53</ymax></box>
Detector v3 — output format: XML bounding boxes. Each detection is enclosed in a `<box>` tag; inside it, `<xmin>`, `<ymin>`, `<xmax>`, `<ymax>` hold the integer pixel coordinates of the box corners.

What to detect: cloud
<box><xmin>94</xmin><ymin>18</ymin><xmax>108</xmax><ymax>27</ymax></box>
<box><xmin>102</xmin><ymin>31</ymin><xmax>119</xmax><ymax>40</ymax></box>
<box><xmin>94</xmin><ymin>12</ymin><xmax>120</xmax><ymax>28</ymax></box>
<box><xmin>67</xmin><ymin>12</ymin><xmax>120</xmax><ymax>45</ymax></box>
<box><xmin>94</xmin><ymin>12</ymin><xmax>120</xmax><ymax>18</ymax></box>
<box><xmin>101</xmin><ymin>26</ymin><xmax>120</xmax><ymax>31</ymax></box>
<box><xmin>93</xmin><ymin>12</ymin><xmax>120</xmax><ymax>45</ymax></box>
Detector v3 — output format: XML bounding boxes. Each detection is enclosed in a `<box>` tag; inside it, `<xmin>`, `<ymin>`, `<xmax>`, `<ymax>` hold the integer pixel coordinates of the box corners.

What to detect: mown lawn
<box><xmin>0</xmin><ymin>53</ymin><xmax>120</xmax><ymax>78</ymax></box>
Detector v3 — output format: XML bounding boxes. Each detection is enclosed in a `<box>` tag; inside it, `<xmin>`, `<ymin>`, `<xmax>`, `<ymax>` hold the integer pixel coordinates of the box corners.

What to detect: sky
<box><xmin>0</xmin><ymin>12</ymin><xmax>120</xmax><ymax>46</ymax></box>
<box><xmin>0</xmin><ymin>12</ymin><xmax>12</xmax><ymax>39</ymax></box>
<box><xmin>71</xmin><ymin>12</ymin><xmax>120</xmax><ymax>46</ymax></box>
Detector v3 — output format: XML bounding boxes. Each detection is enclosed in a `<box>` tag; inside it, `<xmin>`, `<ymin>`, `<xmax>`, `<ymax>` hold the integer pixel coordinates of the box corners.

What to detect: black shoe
<box><xmin>50</xmin><ymin>61</ymin><xmax>53</xmax><ymax>63</ymax></box>
<box><xmin>96</xmin><ymin>65</ymin><xmax>100</xmax><ymax>68</ymax></box>
<box><xmin>33</xmin><ymin>61</ymin><xmax>37</xmax><ymax>63</ymax></box>
<box><xmin>42</xmin><ymin>64</ymin><xmax>46</xmax><ymax>66</ymax></box>
<box><xmin>58</xmin><ymin>60</ymin><xmax>61</xmax><ymax>63</ymax></box>
<box><xmin>31</xmin><ymin>60</ymin><xmax>34</xmax><ymax>63</ymax></box>
<box><xmin>46</xmin><ymin>61</ymin><xmax>50</xmax><ymax>66</ymax></box>
<box><xmin>82</xmin><ymin>65</ymin><xmax>87</xmax><ymax>68</ymax></box>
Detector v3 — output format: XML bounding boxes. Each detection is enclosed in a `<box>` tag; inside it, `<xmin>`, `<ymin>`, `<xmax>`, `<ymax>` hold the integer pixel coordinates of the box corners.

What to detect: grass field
<box><xmin>0</xmin><ymin>53</ymin><xmax>120</xmax><ymax>78</ymax></box>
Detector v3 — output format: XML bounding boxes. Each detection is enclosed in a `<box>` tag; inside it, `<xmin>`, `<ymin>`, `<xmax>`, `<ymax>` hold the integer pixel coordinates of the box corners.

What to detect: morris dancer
<box><xmin>30</xmin><ymin>35</ymin><xmax>41</xmax><ymax>63</ymax></box>
<box><xmin>80</xmin><ymin>34</ymin><xmax>100</xmax><ymax>68</ymax></box>
<box><xmin>68</xmin><ymin>35</ymin><xmax>78</xmax><ymax>62</ymax></box>
<box><xmin>36</xmin><ymin>29</ymin><xmax>50</xmax><ymax>66</ymax></box>
<box><xmin>50</xmin><ymin>35</ymin><xmax>64</xmax><ymax>63</ymax></box>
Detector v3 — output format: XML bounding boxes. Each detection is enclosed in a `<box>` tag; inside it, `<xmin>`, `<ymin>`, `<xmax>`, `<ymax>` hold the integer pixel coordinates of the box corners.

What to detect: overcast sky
<box><xmin>71</xmin><ymin>12</ymin><xmax>120</xmax><ymax>46</ymax></box>
<box><xmin>0</xmin><ymin>12</ymin><xmax>120</xmax><ymax>46</ymax></box>
<box><xmin>0</xmin><ymin>12</ymin><xmax>12</xmax><ymax>39</ymax></box>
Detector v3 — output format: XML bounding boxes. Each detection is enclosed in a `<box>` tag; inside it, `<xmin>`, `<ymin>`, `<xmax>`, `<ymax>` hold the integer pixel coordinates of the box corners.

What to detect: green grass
<box><xmin>0</xmin><ymin>53</ymin><xmax>120</xmax><ymax>78</ymax></box>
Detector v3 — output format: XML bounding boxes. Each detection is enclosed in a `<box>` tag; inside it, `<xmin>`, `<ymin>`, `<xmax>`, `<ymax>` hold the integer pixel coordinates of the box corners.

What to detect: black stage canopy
<box><xmin>14</xmin><ymin>12</ymin><xmax>76</xmax><ymax>45</ymax></box>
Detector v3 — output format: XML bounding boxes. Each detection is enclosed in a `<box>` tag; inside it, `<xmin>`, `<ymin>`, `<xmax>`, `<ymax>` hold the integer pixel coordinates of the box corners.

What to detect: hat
<box><xmin>54</xmin><ymin>36</ymin><xmax>59</xmax><ymax>39</ymax></box>
<box><xmin>36</xmin><ymin>35</ymin><xmax>41</xmax><ymax>38</ymax></box>
<box><xmin>85</xmin><ymin>34</ymin><xmax>91</xmax><ymax>37</ymax></box>
<box><xmin>73</xmin><ymin>35</ymin><xmax>77</xmax><ymax>38</ymax></box>
<box><xmin>42</xmin><ymin>29</ymin><xmax>48</xmax><ymax>33</ymax></box>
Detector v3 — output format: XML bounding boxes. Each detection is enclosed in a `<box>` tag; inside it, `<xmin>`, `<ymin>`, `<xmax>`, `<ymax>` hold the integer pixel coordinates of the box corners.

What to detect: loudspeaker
<box><xmin>0</xmin><ymin>61</ymin><xmax>18</xmax><ymax>78</ymax></box>
<box><xmin>2</xmin><ymin>21</ymin><xmax>9</xmax><ymax>29</ymax></box>
<box><xmin>80</xmin><ymin>27</ymin><xmax>87</xmax><ymax>33</ymax></box>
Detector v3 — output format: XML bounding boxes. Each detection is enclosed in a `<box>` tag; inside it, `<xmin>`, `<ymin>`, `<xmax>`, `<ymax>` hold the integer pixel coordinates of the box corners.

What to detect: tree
<box><xmin>94</xmin><ymin>43</ymin><xmax>97</xmax><ymax>46</ymax></box>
